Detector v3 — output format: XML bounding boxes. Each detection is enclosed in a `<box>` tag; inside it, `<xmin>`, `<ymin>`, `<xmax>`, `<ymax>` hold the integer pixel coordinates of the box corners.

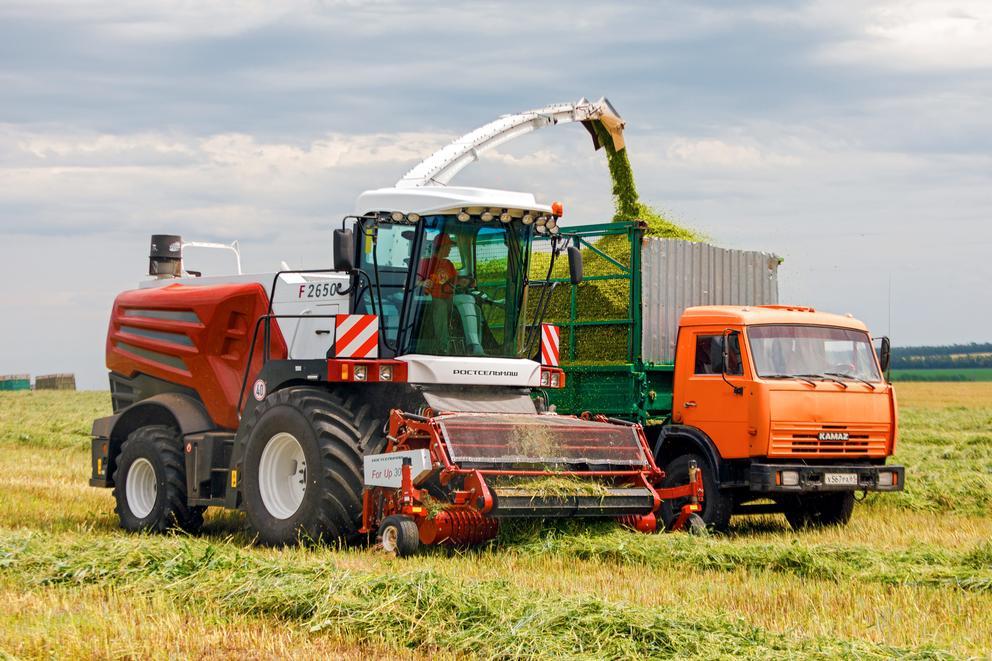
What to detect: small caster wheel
<box><xmin>685</xmin><ymin>513</ymin><xmax>708</xmax><ymax>536</ymax></box>
<box><xmin>378</xmin><ymin>515</ymin><xmax>420</xmax><ymax>557</ymax></box>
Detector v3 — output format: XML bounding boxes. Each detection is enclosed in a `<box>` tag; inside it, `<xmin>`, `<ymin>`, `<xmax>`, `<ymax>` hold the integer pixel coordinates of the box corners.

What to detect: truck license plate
<box><xmin>825</xmin><ymin>473</ymin><xmax>858</xmax><ymax>486</ymax></box>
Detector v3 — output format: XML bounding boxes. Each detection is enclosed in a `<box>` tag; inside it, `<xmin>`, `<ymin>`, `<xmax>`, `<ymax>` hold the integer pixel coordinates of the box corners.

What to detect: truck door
<box><xmin>674</xmin><ymin>328</ymin><xmax>751</xmax><ymax>459</ymax></box>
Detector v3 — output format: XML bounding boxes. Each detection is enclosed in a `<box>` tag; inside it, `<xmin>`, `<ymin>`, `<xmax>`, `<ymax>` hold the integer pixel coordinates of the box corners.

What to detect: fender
<box><xmin>91</xmin><ymin>393</ymin><xmax>217</xmax><ymax>487</ymax></box>
<box><xmin>654</xmin><ymin>424</ymin><xmax>730</xmax><ymax>485</ymax></box>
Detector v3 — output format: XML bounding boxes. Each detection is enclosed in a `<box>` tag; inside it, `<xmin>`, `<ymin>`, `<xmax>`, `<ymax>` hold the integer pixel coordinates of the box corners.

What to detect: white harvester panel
<box><xmin>399</xmin><ymin>355</ymin><xmax>543</xmax><ymax>388</ymax></box>
<box><xmin>363</xmin><ymin>449</ymin><xmax>434</xmax><ymax>488</ymax></box>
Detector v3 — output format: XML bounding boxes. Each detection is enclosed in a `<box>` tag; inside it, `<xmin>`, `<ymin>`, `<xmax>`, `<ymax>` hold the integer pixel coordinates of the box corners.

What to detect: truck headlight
<box><xmin>353</xmin><ymin>365</ymin><xmax>367</xmax><ymax>382</ymax></box>
<box><xmin>780</xmin><ymin>470</ymin><xmax>800</xmax><ymax>486</ymax></box>
<box><xmin>878</xmin><ymin>471</ymin><xmax>894</xmax><ymax>487</ymax></box>
<box><xmin>550</xmin><ymin>372</ymin><xmax>561</xmax><ymax>388</ymax></box>
<box><xmin>540</xmin><ymin>371</ymin><xmax>550</xmax><ymax>387</ymax></box>
<box><xmin>379</xmin><ymin>364</ymin><xmax>393</xmax><ymax>381</ymax></box>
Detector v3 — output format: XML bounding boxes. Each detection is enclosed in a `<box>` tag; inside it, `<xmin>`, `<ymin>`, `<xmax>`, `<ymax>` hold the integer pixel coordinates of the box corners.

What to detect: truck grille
<box><xmin>769</xmin><ymin>422</ymin><xmax>890</xmax><ymax>457</ymax></box>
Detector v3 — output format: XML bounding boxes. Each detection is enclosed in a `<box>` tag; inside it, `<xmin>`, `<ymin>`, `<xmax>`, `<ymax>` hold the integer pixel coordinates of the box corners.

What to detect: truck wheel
<box><xmin>240</xmin><ymin>387</ymin><xmax>384</xmax><ymax>546</ymax></box>
<box><xmin>658</xmin><ymin>453</ymin><xmax>732</xmax><ymax>533</ymax></box>
<box><xmin>378</xmin><ymin>515</ymin><xmax>420</xmax><ymax>557</ymax></box>
<box><xmin>112</xmin><ymin>425</ymin><xmax>204</xmax><ymax>533</ymax></box>
<box><xmin>783</xmin><ymin>492</ymin><xmax>855</xmax><ymax>530</ymax></box>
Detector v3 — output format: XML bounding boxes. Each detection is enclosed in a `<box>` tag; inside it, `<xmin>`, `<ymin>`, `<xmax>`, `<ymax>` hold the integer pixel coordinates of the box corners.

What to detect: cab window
<box><xmin>694</xmin><ymin>334</ymin><xmax>742</xmax><ymax>375</ymax></box>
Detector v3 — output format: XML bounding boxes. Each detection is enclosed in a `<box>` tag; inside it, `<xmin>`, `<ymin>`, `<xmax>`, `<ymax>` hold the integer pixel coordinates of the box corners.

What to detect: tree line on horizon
<box><xmin>890</xmin><ymin>342</ymin><xmax>992</xmax><ymax>370</ymax></box>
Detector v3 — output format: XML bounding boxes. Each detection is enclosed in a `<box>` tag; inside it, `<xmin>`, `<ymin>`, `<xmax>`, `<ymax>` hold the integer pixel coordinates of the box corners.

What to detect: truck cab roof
<box><xmin>680</xmin><ymin>305</ymin><xmax>870</xmax><ymax>332</ymax></box>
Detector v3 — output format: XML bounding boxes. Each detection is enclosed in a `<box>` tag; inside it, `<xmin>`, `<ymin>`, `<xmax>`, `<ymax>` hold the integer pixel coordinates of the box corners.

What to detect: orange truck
<box><xmin>541</xmin><ymin>223</ymin><xmax>904</xmax><ymax>531</ymax></box>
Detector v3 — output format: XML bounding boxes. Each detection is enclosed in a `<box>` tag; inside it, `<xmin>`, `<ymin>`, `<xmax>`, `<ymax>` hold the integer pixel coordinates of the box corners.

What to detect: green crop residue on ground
<box><xmin>3</xmin><ymin>387</ymin><xmax>992</xmax><ymax>656</ymax></box>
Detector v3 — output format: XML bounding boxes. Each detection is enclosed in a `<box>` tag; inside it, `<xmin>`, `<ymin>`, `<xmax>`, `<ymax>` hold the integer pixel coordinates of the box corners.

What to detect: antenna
<box><xmin>887</xmin><ymin>273</ymin><xmax>892</xmax><ymax>338</ymax></box>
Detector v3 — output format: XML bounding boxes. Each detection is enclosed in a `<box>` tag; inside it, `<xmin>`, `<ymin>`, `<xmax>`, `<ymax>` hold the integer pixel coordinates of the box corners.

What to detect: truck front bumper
<box><xmin>749</xmin><ymin>463</ymin><xmax>904</xmax><ymax>493</ymax></box>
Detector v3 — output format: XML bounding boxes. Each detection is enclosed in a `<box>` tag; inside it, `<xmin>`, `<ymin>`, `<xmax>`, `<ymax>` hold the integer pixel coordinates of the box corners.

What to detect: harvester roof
<box><xmin>681</xmin><ymin>305</ymin><xmax>870</xmax><ymax>332</ymax></box>
<box><xmin>355</xmin><ymin>185</ymin><xmax>553</xmax><ymax>217</ymax></box>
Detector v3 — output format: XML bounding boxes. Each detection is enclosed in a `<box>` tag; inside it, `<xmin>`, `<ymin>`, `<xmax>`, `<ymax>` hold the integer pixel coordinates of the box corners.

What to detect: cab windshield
<box><xmin>748</xmin><ymin>325</ymin><xmax>882</xmax><ymax>383</ymax></box>
<box><xmin>357</xmin><ymin>215</ymin><xmax>530</xmax><ymax>358</ymax></box>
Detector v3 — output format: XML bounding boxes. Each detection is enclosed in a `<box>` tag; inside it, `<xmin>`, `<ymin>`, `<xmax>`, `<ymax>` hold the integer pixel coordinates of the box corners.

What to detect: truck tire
<box><xmin>783</xmin><ymin>492</ymin><xmax>855</xmax><ymax>530</ymax></box>
<box><xmin>240</xmin><ymin>387</ymin><xmax>385</xmax><ymax>546</ymax></box>
<box><xmin>112</xmin><ymin>424</ymin><xmax>204</xmax><ymax>533</ymax></box>
<box><xmin>658</xmin><ymin>452</ymin><xmax>733</xmax><ymax>533</ymax></box>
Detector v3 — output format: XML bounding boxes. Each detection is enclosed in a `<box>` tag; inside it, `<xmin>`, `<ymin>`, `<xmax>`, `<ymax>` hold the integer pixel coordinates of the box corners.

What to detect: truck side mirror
<box><xmin>333</xmin><ymin>229</ymin><xmax>355</xmax><ymax>272</ymax></box>
<box><xmin>722</xmin><ymin>329</ymin><xmax>744</xmax><ymax>395</ymax></box>
<box><xmin>876</xmin><ymin>336</ymin><xmax>891</xmax><ymax>373</ymax></box>
<box><xmin>567</xmin><ymin>246</ymin><xmax>583</xmax><ymax>285</ymax></box>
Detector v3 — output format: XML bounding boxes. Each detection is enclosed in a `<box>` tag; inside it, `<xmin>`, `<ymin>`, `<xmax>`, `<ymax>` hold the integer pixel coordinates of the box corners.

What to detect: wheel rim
<box><xmin>126</xmin><ymin>457</ymin><xmax>157</xmax><ymax>519</ymax></box>
<box><xmin>258</xmin><ymin>432</ymin><xmax>307</xmax><ymax>520</ymax></box>
<box><xmin>381</xmin><ymin>525</ymin><xmax>398</xmax><ymax>553</ymax></box>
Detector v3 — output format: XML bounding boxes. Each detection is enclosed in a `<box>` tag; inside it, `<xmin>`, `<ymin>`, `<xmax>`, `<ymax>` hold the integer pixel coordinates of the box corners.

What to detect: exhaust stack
<box><xmin>149</xmin><ymin>234</ymin><xmax>182</xmax><ymax>278</ymax></box>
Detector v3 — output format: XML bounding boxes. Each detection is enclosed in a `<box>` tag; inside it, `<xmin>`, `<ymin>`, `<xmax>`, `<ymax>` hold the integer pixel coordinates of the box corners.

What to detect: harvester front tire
<box><xmin>658</xmin><ymin>452</ymin><xmax>732</xmax><ymax>533</ymax></box>
<box><xmin>378</xmin><ymin>515</ymin><xmax>420</xmax><ymax>557</ymax></box>
<box><xmin>112</xmin><ymin>425</ymin><xmax>204</xmax><ymax>534</ymax></box>
<box><xmin>241</xmin><ymin>387</ymin><xmax>384</xmax><ymax>546</ymax></box>
<box><xmin>783</xmin><ymin>492</ymin><xmax>855</xmax><ymax>530</ymax></box>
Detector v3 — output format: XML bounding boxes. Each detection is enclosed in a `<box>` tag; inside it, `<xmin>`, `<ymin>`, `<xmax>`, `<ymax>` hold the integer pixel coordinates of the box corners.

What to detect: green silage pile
<box><xmin>529</xmin><ymin>121</ymin><xmax>704</xmax><ymax>364</ymax></box>
<box><xmin>590</xmin><ymin>121</ymin><xmax>703</xmax><ymax>242</ymax></box>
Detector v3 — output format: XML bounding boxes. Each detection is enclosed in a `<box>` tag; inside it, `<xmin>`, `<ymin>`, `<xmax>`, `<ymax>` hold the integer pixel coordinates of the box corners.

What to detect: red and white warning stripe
<box><xmin>540</xmin><ymin>323</ymin><xmax>560</xmax><ymax>367</ymax></box>
<box><xmin>334</xmin><ymin>314</ymin><xmax>379</xmax><ymax>358</ymax></box>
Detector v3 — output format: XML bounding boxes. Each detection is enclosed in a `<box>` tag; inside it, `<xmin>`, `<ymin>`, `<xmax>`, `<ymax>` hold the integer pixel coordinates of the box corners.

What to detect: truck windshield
<box><xmin>748</xmin><ymin>325</ymin><xmax>882</xmax><ymax>383</ymax></box>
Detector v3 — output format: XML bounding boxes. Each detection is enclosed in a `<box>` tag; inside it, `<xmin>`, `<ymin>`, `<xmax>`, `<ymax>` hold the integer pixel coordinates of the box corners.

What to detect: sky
<box><xmin>1</xmin><ymin>0</ymin><xmax>990</xmax><ymax>389</ymax></box>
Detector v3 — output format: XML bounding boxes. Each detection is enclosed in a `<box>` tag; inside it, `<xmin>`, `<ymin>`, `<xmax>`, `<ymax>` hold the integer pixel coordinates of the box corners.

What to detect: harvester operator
<box><xmin>417</xmin><ymin>233</ymin><xmax>458</xmax><ymax>353</ymax></box>
<box><xmin>417</xmin><ymin>233</ymin><xmax>499</xmax><ymax>356</ymax></box>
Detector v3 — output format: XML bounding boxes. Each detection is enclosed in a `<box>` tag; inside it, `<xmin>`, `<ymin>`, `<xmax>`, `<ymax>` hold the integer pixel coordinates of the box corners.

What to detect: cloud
<box><xmin>811</xmin><ymin>0</ymin><xmax>992</xmax><ymax>70</ymax></box>
<box><xmin>665</xmin><ymin>137</ymin><xmax>801</xmax><ymax>168</ymax></box>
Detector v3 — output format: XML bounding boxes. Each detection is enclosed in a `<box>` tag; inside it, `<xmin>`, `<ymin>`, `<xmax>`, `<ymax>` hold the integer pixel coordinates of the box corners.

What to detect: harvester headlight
<box><xmin>499</xmin><ymin>211</ymin><xmax>512</xmax><ymax>223</ymax></box>
<box><xmin>546</xmin><ymin>217</ymin><xmax>558</xmax><ymax>231</ymax></box>
<box><xmin>481</xmin><ymin>211</ymin><xmax>494</xmax><ymax>222</ymax></box>
<box><xmin>390</xmin><ymin>211</ymin><xmax>404</xmax><ymax>222</ymax></box>
<box><xmin>536</xmin><ymin>216</ymin><xmax>548</xmax><ymax>227</ymax></box>
<box><xmin>535</xmin><ymin>225</ymin><xmax>548</xmax><ymax>235</ymax></box>
<box><xmin>457</xmin><ymin>209</ymin><xmax>470</xmax><ymax>222</ymax></box>
<box><xmin>780</xmin><ymin>470</ymin><xmax>799</xmax><ymax>487</ymax></box>
<box><xmin>540</xmin><ymin>370</ymin><xmax>551</xmax><ymax>387</ymax></box>
<box><xmin>878</xmin><ymin>471</ymin><xmax>895</xmax><ymax>487</ymax></box>
<box><xmin>379</xmin><ymin>364</ymin><xmax>393</xmax><ymax>381</ymax></box>
<box><xmin>549</xmin><ymin>225</ymin><xmax>560</xmax><ymax>235</ymax></box>
<box><xmin>407</xmin><ymin>213</ymin><xmax>421</xmax><ymax>223</ymax></box>
<box><xmin>550</xmin><ymin>372</ymin><xmax>561</xmax><ymax>388</ymax></box>
<box><xmin>521</xmin><ymin>213</ymin><xmax>534</xmax><ymax>225</ymax></box>
<box><xmin>353</xmin><ymin>365</ymin><xmax>368</xmax><ymax>382</ymax></box>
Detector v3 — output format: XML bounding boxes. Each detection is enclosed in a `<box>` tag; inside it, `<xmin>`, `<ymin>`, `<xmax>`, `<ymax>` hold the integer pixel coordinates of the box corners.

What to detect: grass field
<box><xmin>1</xmin><ymin>384</ymin><xmax>991</xmax><ymax>658</ymax></box>
<box><xmin>891</xmin><ymin>368</ymin><xmax>992</xmax><ymax>382</ymax></box>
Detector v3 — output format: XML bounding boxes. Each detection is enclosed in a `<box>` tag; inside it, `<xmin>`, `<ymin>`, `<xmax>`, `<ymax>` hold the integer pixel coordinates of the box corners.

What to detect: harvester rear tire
<box><xmin>240</xmin><ymin>387</ymin><xmax>385</xmax><ymax>546</ymax></box>
<box><xmin>112</xmin><ymin>425</ymin><xmax>204</xmax><ymax>534</ymax></box>
<box><xmin>378</xmin><ymin>515</ymin><xmax>420</xmax><ymax>557</ymax></box>
<box><xmin>783</xmin><ymin>492</ymin><xmax>855</xmax><ymax>530</ymax></box>
<box><xmin>658</xmin><ymin>452</ymin><xmax>732</xmax><ymax>533</ymax></box>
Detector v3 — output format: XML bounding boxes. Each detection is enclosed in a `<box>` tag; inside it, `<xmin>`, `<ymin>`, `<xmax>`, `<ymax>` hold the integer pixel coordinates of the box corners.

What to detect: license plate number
<box><xmin>825</xmin><ymin>473</ymin><xmax>858</xmax><ymax>486</ymax></box>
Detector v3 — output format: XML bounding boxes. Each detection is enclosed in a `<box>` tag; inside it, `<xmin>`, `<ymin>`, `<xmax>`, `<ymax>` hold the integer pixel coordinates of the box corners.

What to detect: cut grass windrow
<box><xmin>498</xmin><ymin>521</ymin><xmax>992</xmax><ymax>593</ymax></box>
<box><xmin>0</xmin><ymin>531</ymin><xmax>954</xmax><ymax>660</ymax></box>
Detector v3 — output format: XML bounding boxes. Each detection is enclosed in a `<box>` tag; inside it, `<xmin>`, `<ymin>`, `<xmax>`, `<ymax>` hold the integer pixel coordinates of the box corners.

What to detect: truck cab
<box><xmin>658</xmin><ymin>304</ymin><xmax>903</xmax><ymax>530</ymax></box>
